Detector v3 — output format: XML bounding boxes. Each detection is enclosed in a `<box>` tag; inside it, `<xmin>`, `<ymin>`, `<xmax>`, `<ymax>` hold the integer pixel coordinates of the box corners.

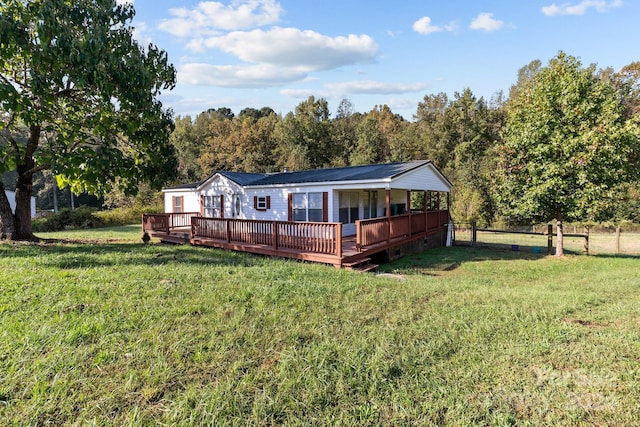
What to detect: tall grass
<box><xmin>1</xmin><ymin>227</ymin><xmax>639</xmax><ymax>425</ymax></box>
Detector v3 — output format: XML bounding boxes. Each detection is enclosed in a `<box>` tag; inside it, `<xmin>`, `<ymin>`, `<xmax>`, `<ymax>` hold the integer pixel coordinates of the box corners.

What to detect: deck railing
<box><xmin>142</xmin><ymin>212</ymin><xmax>199</xmax><ymax>234</ymax></box>
<box><xmin>192</xmin><ymin>217</ymin><xmax>343</xmax><ymax>257</ymax></box>
<box><xmin>356</xmin><ymin>210</ymin><xmax>449</xmax><ymax>250</ymax></box>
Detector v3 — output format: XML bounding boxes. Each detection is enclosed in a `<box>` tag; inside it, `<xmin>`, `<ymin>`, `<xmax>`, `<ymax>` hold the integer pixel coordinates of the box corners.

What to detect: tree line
<box><xmin>169</xmin><ymin>55</ymin><xmax>640</xmax><ymax>230</ymax></box>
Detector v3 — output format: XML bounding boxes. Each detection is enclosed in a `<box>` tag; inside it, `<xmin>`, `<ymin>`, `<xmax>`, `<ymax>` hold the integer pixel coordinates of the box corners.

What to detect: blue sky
<box><xmin>123</xmin><ymin>0</ymin><xmax>638</xmax><ymax>120</ymax></box>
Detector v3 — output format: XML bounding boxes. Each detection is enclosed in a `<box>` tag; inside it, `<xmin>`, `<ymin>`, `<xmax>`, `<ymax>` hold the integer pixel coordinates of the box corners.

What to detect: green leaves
<box><xmin>496</xmin><ymin>52</ymin><xmax>640</xmax><ymax>226</ymax></box>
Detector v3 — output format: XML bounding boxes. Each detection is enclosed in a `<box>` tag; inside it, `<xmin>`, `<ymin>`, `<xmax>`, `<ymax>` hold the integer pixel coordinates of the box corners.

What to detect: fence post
<box><xmin>547</xmin><ymin>224</ymin><xmax>553</xmax><ymax>255</ymax></box>
<box><xmin>585</xmin><ymin>226</ymin><xmax>590</xmax><ymax>255</ymax></box>
<box><xmin>616</xmin><ymin>225</ymin><xmax>621</xmax><ymax>254</ymax></box>
<box><xmin>471</xmin><ymin>221</ymin><xmax>477</xmax><ymax>246</ymax></box>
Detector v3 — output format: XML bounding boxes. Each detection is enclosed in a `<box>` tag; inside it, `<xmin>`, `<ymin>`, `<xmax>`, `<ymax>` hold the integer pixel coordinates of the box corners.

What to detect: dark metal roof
<box><xmin>247</xmin><ymin>161</ymin><xmax>432</xmax><ymax>186</ymax></box>
<box><xmin>218</xmin><ymin>171</ymin><xmax>271</xmax><ymax>186</ymax></box>
<box><xmin>165</xmin><ymin>161</ymin><xmax>445</xmax><ymax>190</ymax></box>
<box><xmin>164</xmin><ymin>171</ymin><xmax>271</xmax><ymax>190</ymax></box>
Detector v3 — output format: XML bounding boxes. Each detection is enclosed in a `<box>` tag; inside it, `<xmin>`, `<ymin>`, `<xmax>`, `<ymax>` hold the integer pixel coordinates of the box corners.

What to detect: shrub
<box><xmin>94</xmin><ymin>204</ymin><xmax>163</xmax><ymax>226</ymax></box>
<box><xmin>32</xmin><ymin>207</ymin><xmax>103</xmax><ymax>232</ymax></box>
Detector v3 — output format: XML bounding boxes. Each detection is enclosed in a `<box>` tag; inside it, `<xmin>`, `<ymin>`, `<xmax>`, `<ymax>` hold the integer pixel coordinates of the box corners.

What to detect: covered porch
<box><xmin>142</xmin><ymin>192</ymin><xmax>450</xmax><ymax>269</ymax></box>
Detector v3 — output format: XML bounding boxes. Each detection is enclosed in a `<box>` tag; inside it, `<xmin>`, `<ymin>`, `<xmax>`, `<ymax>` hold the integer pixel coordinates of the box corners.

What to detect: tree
<box><xmin>0</xmin><ymin>0</ymin><xmax>177</xmax><ymax>240</ymax></box>
<box><xmin>495</xmin><ymin>52</ymin><xmax>640</xmax><ymax>255</ymax></box>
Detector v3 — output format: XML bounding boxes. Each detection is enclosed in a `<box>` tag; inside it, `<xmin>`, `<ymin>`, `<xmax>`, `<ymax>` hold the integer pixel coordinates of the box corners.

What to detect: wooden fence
<box><xmin>455</xmin><ymin>222</ymin><xmax>590</xmax><ymax>255</ymax></box>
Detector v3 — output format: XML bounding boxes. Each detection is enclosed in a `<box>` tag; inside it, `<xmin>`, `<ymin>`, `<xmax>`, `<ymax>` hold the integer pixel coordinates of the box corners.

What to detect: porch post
<box><xmin>406</xmin><ymin>190</ymin><xmax>412</xmax><ymax>236</ymax></box>
<box><xmin>386</xmin><ymin>189</ymin><xmax>391</xmax><ymax>244</ymax></box>
<box><xmin>423</xmin><ymin>191</ymin><xmax>428</xmax><ymax>231</ymax></box>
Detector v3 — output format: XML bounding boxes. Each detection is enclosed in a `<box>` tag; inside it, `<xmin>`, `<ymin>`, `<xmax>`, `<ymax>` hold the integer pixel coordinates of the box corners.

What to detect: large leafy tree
<box><xmin>495</xmin><ymin>52</ymin><xmax>639</xmax><ymax>255</ymax></box>
<box><xmin>0</xmin><ymin>0</ymin><xmax>177</xmax><ymax>240</ymax></box>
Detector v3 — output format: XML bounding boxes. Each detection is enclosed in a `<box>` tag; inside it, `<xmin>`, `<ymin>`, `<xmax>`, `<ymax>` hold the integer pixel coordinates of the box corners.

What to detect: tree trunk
<box><xmin>555</xmin><ymin>214</ymin><xmax>564</xmax><ymax>256</ymax></box>
<box><xmin>11</xmin><ymin>124</ymin><xmax>40</xmax><ymax>241</ymax></box>
<box><xmin>0</xmin><ymin>181</ymin><xmax>15</xmax><ymax>240</ymax></box>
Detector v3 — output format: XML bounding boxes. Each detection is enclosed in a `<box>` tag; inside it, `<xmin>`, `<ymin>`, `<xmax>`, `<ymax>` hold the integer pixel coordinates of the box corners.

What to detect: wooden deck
<box><xmin>142</xmin><ymin>211</ymin><xmax>449</xmax><ymax>269</ymax></box>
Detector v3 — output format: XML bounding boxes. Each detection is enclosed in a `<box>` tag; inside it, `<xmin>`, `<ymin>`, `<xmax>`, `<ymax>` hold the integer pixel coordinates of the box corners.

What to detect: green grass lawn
<box><xmin>1</xmin><ymin>226</ymin><xmax>639</xmax><ymax>425</ymax></box>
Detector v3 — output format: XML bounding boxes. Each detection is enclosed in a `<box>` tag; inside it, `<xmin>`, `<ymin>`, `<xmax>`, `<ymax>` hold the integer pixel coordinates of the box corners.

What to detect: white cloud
<box><xmin>413</xmin><ymin>16</ymin><xmax>459</xmax><ymax>35</ymax></box>
<box><xmin>541</xmin><ymin>0</ymin><xmax>622</xmax><ymax>16</ymax></box>
<box><xmin>325</xmin><ymin>80</ymin><xmax>427</xmax><ymax>95</ymax></box>
<box><xmin>281</xmin><ymin>88</ymin><xmax>332</xmax><ymax>99</ymax></box>
<box><xmin>158</xmin><ymin>0</ymin><xmax>282</xmax><ymax>37</ymax></box>
<box><xmin>470</xmin><ymin>13</ymin><xmax>505</xmax><ymax>32</ymax></box>
<box><xmin>116</xmin><ymin>0</ymin><xmax>132</xmax><ymax>5</ymax></box>
<box><xmin>178</xmin><ymin>63</ymin><xmax>307</xmax><ymax>87</ymax></box>
<box><xmin>412</xmin><ymin>16</ymin><xmax>442</xmax><ymax>35</ymax></box>
<box><xmin>197</xmin><ymin>27</ymin><xmax>378</xmax><ymax>71</ymax></box>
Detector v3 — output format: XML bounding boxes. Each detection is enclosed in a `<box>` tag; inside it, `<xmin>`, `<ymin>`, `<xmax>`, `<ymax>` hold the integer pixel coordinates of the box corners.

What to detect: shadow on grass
<box><xmin>0</xmin><ymin>240</ymin><xmax>269</xmax><ymax>269</ymax></box>
<box><xmin>380</xmin><ymin>244</ymin><xmax>548</xmax><ymax>274</ymax></box>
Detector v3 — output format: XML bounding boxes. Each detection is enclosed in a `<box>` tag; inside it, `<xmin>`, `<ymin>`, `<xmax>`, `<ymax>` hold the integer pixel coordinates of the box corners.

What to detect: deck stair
<box><xmin>342</xmin><ymin>257</ymin><xmax>378</xmax><ymax>273</ymax></box>
<box><xmin>159</xmin><ymin>233</ymin><xmax>190</xmax><ymax>245</ymax></box>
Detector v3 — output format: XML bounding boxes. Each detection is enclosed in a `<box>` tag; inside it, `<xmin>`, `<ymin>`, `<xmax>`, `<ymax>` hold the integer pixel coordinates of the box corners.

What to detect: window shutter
<box><xmin>322</xmin><ymin>192</ymin><xmax>328</xmax><ymax>222</ymax></box>
<box><xmin>220</xmin><ymin>194</ymin><xmax>224</xmax><ymax>218</ymax></box>
<box><xmin>266</xmin><ymin>196</ymin><xmax>271</xmax><ymax>209</ymax></box>
<box><xmin>287</xmin><ymin>193</ymin><xmax>293</xmax><ymax>221</ymax></box>
<box><xmin>200</xmin><ymin>195</ymin><xmax>204</xmax><ymax>215</ymax></box>
<box><xmin>253</xmin><ymin>196</ymin><xmax>258</xmax><ymax>209</ymax></box>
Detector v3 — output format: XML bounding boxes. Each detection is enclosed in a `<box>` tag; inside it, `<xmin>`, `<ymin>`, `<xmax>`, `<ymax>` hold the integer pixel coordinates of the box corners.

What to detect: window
<box><xmin>292</xmin><ymin>193</ymin><xmax>307</xmax><ymax>221</ymax></box>
<box><xmin>339</xmin><ymin>192</ymin><xmax>359</xmax><ymax>224</ymax></box>
<box><xmin>203</xmin><ymin>195</ymin><xmax>221</xmax><ymax>217</ymax></box>
<box><xmin>232</xmin><ymin>194</ymin><xmax>241</xmax><ymax>217</ymax></box>
<box><xmin>254</xmin><ymin>195</ymin><xmax>271</xmax><ymax>211</ymax></box>
<box><xmin>308</xmin><ymin>192</ymin><xmax>323</xmax><ymax>222</ymax></box>
<box><xmin>292</xmin><ymin>192</ymin><xmax>323</xmax><ymax>222</ymax></box>
<box><xmin>173</xmin><ymin>196</ymin><xmax>183</xmax><ymax>213</ymax></box>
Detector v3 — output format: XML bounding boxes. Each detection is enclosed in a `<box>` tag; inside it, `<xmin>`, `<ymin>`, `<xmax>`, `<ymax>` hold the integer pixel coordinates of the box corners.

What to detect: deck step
<box><xmin>342</xmin><ymin>258</ymin><xmax>371</xmax><ymax>269</ymax></box>
<box><xmin>342</xmin><ymin>258</ymin><xmax>378</xmax><ymax>272</ymax></box>
<box><xmin>355</xmin><ymin>263</ymin><xmax>378</xmax><ymax>273</ymax></box>
<box><xmin>160</xmin><ymin>235</ymin><xmax>190</xmax><ymax>245</ymax></box>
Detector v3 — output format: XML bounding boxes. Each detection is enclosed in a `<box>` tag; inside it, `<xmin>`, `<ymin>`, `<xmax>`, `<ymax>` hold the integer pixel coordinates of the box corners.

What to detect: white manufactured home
<box><xmin>145</xmin><ymin>161</ymin><xmax>453</xmax><ymax>269</ymax></box>
<box><xmin>4</xmin><ymin>190</ymin><xmax>36</xmax><ymax>218</ymax></box>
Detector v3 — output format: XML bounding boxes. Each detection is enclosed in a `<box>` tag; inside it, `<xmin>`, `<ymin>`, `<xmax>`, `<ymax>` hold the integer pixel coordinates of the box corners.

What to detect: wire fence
<box><xmin>454</xmin><ymin>222</ymin><xmax>640</xmax><ymax>256</ymax></box>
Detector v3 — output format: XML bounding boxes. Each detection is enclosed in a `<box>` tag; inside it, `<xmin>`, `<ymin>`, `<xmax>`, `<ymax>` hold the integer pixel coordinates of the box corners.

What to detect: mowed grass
<box><xmin>1</xmin><ymin>226</ymin><xmax>639</xmax><ymax>425</ymax></box>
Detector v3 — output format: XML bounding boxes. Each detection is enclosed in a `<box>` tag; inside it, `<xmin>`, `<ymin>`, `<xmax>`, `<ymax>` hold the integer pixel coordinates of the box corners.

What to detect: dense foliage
<box><xmin>0</xmin><ymin>0</ymin><xmax>177</xmax><ymax>239</ymax></box>
<box><xmin>168</xmin><ymin>53</ymin><xmax>639</xmax><ymax>231</ymax></box>
<box><xmin>495</xmin><ymin>53</ymin><xmax>640</xmax><ymax>254</ymax></box>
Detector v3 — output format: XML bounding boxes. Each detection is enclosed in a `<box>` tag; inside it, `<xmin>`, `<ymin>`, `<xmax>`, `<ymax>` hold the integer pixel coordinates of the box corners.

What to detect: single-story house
<box><xmin>146</xmin><ymin>160</ymin><xmax>452</xmax><ymax>269</ymax></box>
<box><xmin>163</xmin><ymin>160</ymin><xmax>452</xmax><ymax>237</ymax></box>
<box><xmin>5</xmin><ymin>190</ymin><xmax>36</xmax><ymax>218</ymax></box>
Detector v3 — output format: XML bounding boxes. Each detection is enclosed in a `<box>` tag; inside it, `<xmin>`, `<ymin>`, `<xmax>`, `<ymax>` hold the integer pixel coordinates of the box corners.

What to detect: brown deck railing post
<box><xmin>273</xmin><ymin>221</ymin><xmax>278</xmax><ymax>250</ymax></box>
<box><xmin>337</xmin><ymin>223</ymin><xmax>342</xmax><ymax>258</ymax></box>
<box><xmin>226</xmin><ymin>219</ymin><xmax>231</xmax><ymax>243</ymax></box>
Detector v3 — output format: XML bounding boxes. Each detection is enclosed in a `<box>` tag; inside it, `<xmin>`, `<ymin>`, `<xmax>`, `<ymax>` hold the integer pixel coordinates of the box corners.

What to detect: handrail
<box><xmin>356</xmin><ymin>210</ymin><xmax>449</xmax><ymax>250</ymax></box>
<box><xmin>192</xmin><ymin>217</ymin><xmax>342</xmax><ymax>256</ymax></box>
<box><xmin>142</xmin><ymin>212</ymin><xmax>200</xmax><ymax>234</ymax></box>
